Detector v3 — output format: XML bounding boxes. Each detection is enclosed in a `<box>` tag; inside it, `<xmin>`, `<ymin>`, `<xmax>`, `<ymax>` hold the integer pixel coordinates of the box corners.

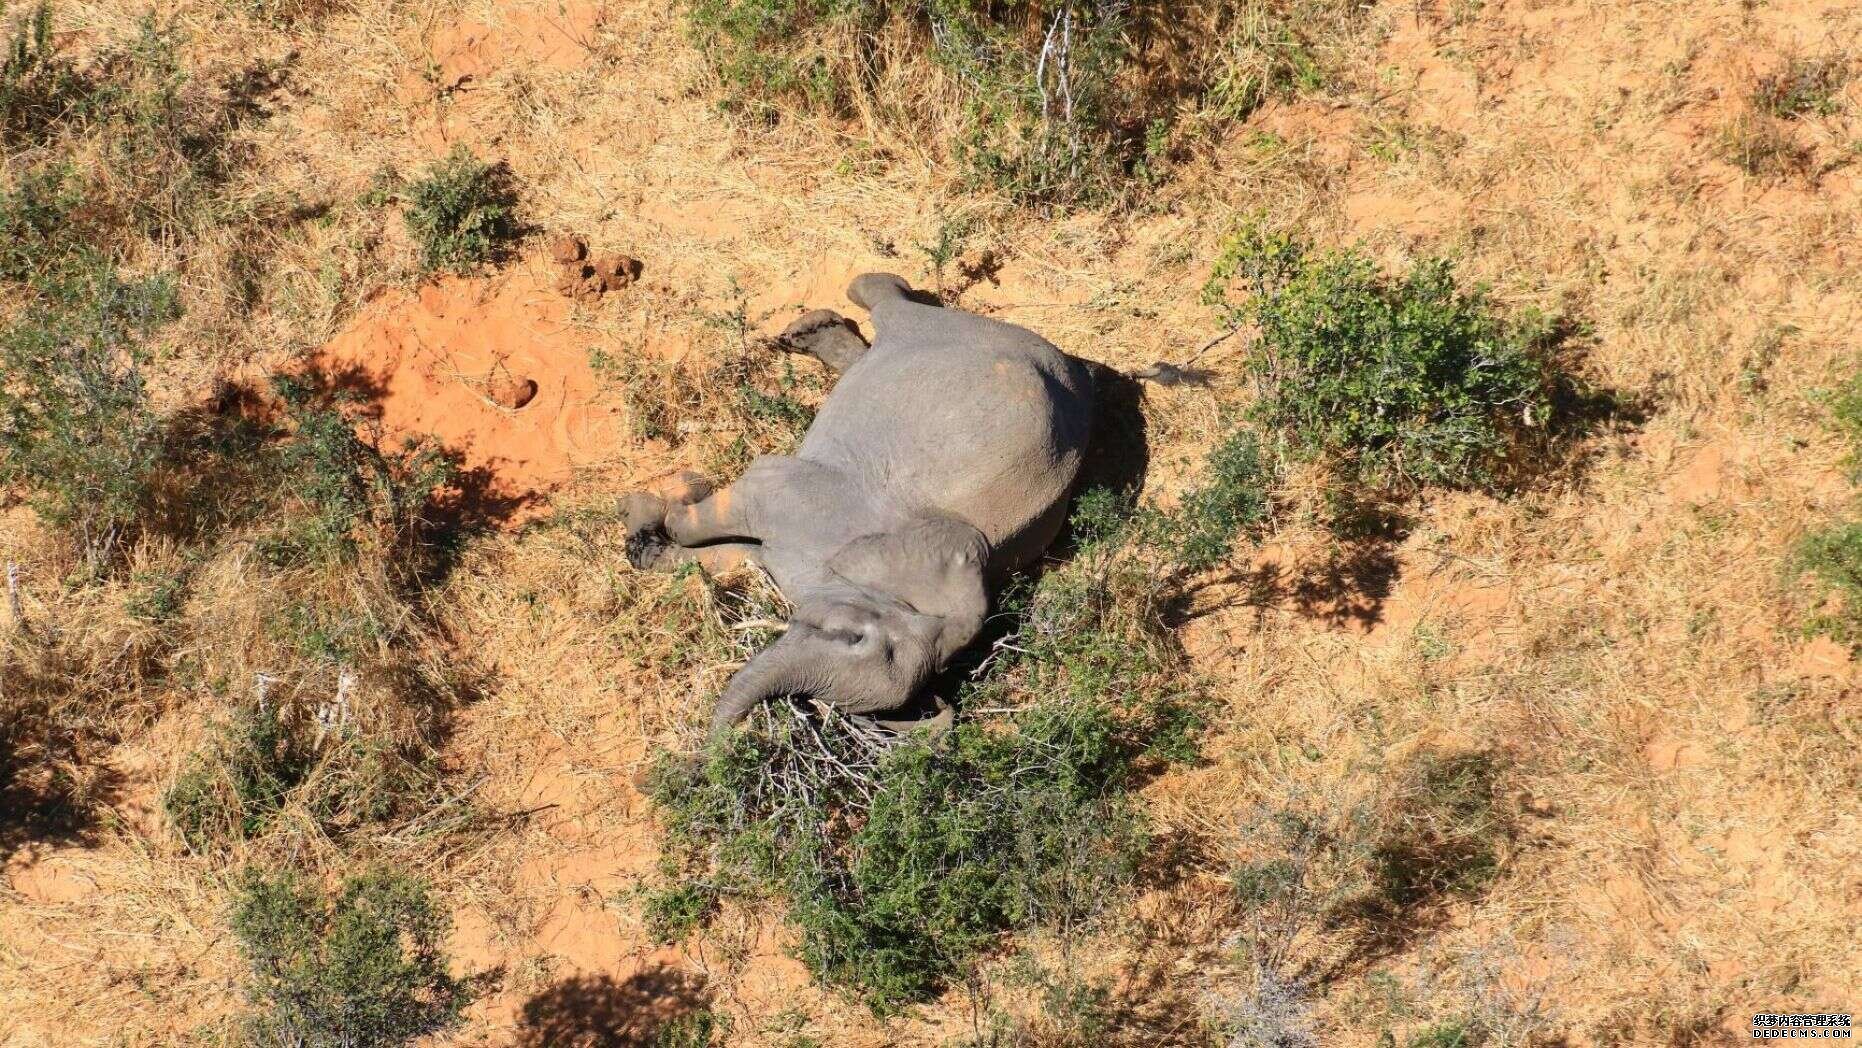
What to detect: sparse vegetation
<box><xmin>0</xmin><ymin>259</ymin><xmax>179</xmax><ymax>567</ymax></box>
<box><xmin>402</xmin><ymin>146</ymin><xmax>519</xmax><ymax>273</ymax></box>
<box><xmin>164</xmin><ymin>701</ymin><xmax>451</xmax><ymax>854</ymax></box>
<box><xmin>229</xmin><ymin>868</ymin><xmax>470</xmax><ymax>1047</ymax></box>
<box><xmin>1205</xmin><ymin>224</ymin><xmax>1560</xmax><ymax>493</ymax></box>
<box><xmin>684</xmin><ymin>0</ymin><xmax>1367</xmax><ymax>205</ymax></box>
<box><xmin>1755</xmin><ymin>55</ymin><xmax>1850</xmax><ymax>119</ymax></box>
<box><xmin>1717</xmin><ymin>112</ymin><xmax>1811</xmax><ymax>177</ymax></box>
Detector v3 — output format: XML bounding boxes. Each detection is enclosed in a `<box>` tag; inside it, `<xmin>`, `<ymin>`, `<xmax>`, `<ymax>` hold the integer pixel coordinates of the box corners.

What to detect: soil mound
<box><xmin>306</xmin><ymin>271</ymin><xmax>630</xmax><ymax>520</ymax></box>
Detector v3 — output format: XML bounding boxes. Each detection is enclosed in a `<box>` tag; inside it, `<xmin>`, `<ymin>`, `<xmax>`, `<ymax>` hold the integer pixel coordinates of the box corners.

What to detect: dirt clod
<box><xmin>488</xmin><ymin>373</ymin><xmax>539</xmax><ymax>410</ymax></box>
<box><xmin>546</xmin><ymin>236</ymin><xmax>640</xmax><ymax>303</ymax></box>
<box><xmin>592</xmin><ymin>253</ymin><xmax>641</xmax><ymax>292</ymax></box>
<box><xmin>548</xmin><ymin>234</ymin><xmax>587</xmax><ymax>264</ymax></box>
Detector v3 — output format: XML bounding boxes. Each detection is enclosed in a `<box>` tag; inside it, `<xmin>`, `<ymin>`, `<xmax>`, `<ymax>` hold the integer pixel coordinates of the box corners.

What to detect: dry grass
<box><xmin>3</xmin><ymin>0</ymin><xmax>1861</xmax><ymax>1044</ymax></box>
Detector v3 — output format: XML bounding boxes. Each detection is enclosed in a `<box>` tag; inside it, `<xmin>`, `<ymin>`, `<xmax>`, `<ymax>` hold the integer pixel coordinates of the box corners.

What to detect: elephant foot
<box><xmin>621</xmin><ymin>491</ymin><xmax>673</xmax><ymax>570</ymax></box>
<box><xmin>773</xmin><ymin>310</ymin><xmax>868</xmax><ymax>372</ymax></box>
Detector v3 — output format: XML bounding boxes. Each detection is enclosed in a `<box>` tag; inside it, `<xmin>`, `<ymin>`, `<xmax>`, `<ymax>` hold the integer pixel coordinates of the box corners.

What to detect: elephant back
<box><xmin>799</xmin><ymin>300</ymin><xmax>1094</xmax><ymax>574</ymax></box>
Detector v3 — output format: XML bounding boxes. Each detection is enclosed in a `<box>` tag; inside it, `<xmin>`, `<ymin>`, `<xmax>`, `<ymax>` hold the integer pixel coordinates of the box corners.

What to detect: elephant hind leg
<box><xmin>639</xmin><ymin>541</ymin><xmax>761</xmax><ymax>576</ymax></box>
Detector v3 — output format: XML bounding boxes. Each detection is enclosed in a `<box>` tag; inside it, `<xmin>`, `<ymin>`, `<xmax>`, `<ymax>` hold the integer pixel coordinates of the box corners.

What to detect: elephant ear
<box><xmin>828</xmin><ymin>516</ymin><xmax>989</xmax><ymax>658</ymax></box>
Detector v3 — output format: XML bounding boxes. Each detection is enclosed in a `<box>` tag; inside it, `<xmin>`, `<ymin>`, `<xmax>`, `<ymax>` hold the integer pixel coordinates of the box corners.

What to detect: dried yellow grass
<box><xmin>3</xmin><ymin>0</ymin><xmax>1860</xmax><ymax>1044</ymax></box>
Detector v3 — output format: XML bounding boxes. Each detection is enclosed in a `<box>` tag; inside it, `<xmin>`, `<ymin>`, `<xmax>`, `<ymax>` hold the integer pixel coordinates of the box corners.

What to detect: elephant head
<box><xmin>709</xmin><ymin>515</ymin><xmax>989</xmax><ymax>735</ymax></box>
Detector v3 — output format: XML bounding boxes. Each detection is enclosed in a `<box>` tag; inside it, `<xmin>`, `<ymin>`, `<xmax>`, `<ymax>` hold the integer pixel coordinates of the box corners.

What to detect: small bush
<box><xmin>164</xmin><ymin>701</ymin><xmax>450</xmax><ymax>853</ymax></box>
<box><xmin>261</xmin><ymin>376</ymin><xmax>457</xmax><ymax>567</ymax></box>
<box><xmin>402</xmin><ymin>146</ymin><xmax>519</xmax><ymax>273</ymax></box>
<box><xmin>1755</xmin><ymin>55</ymin><xmax>1850</xmax><ymax>119</ymax></box>
<box><xmin>1206</xmin><ymin>225</ymin><xmax>1559</xmax><ymax>493</ymax></box>
<box><xmin>0</xmin><ymin>259</ymin><xmax>179</xmax><ymax>567</ymax></box>
<box><xmin>0</xmin><ymin>1</ymin><xmax>93</xmax><ymax>145</ymax></box>
<box><xmin>165</xmin><ymin>704</ymin><xmax>312</xmax><ymax>851</ymax></box>
<box><xmin>1150</xmin><ymin>427</ymin><xmax>1273</xmax><ymax>573</ymax></box>
<box><xmin>642</xmin><ymin>881</ymin><xmax>717</xmax><ymax>943</ymax></box>
<box><xmin>0</xmin><ymin>163</ymin><xmax>81</xmax><ymax>280</ymax></box>
<box><xmin>655</xmin><ymin>1007</ymin><xmax>730</xmax><ymax>1048</ymax></box>
<box><xmin>230</xmin><ymin>868</ymin><xmax>470</xmax><ymax>1048</ymax></box>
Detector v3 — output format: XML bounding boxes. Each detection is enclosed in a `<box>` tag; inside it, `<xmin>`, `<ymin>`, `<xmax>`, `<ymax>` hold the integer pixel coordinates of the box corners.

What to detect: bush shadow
<box><xmin>514</xmin><ymin>968</ymin><xmax>712</xmax><ymax>1048</ymax></box>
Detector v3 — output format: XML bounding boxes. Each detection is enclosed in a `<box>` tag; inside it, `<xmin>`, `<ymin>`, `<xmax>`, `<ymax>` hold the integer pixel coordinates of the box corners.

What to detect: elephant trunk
<box><xmin>709</xmin><ymin>637</ymin><xmax>816</xmax><ymax>738</ymax></box>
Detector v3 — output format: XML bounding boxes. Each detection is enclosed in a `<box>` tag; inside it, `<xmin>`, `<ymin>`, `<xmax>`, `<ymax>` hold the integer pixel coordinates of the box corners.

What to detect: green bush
<box><xmin>261</xmin><ymin>377</ymin><xmax>457</xmax><ymax>567</ymax></box>
<box><xmin>1205</xmin><ymin>225</ymin><xmax>1558</xmax><ymax>493</ymax></box>
<box><xmin>402</xmin><ymin>146</ymin><xmax>518</xmax><ymax>273</ymax></box>
<box><xmin>0</xmin><ymin>163</ymin><xmax>80</xmax><ymax>280</ymax></box>
<box><xmin>230</xmin><ymin>868</ymin><xmax>470</xmax><ymax>1048</ymax></box>
<box><xmin>0</xmin><ymin>1</ymin><xmax>93</xmax><ymax>146</ymax></box>
<box><xmin>1151</xmin><ymin>427</ymin><xmax>1273</xmax><ymax>572</ymax></box>
<box><xmin>164</xmin><ymin>701</ymin><xmax>450</xmax><ymax>853</ymax></box>
<box><xmin>0</xmin><ymin>258</ymin><xmax>179</xmax><ymax>567</ymax></box>
<box><xmin>165</xmin><ymin>704</ymin><xmax>312</xmax><ymax>851</ymax></box>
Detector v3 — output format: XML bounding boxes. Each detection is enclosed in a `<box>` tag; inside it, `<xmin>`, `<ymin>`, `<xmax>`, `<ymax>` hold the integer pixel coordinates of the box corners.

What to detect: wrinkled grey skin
<box><xmin>622</xmin><ymin>272</ymin><xmax>1094</xmax><ymax>736</ymax></box>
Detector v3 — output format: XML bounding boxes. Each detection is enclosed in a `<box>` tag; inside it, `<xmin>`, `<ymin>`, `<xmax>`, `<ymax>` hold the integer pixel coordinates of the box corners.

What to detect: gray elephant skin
<box><xmin>623</xmin><ymin>272</ymin><xmax>1094</xmax><ymax>736</ymax></box>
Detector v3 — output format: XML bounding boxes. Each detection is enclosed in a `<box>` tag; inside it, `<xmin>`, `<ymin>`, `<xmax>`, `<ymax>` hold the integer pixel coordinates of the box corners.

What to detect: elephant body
<box><xmin>623</xmin><ymin>272</ymin><xmax>1094</xmax><ymax>733</ymax></box>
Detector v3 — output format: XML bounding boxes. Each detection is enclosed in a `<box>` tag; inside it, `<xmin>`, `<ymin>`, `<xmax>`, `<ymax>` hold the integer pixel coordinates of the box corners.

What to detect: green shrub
<box><xmin>655</xmin><ymin>1007</ymin><xmax>730</xmax><ymax>1048</ymax></box>
<box><xmin>165</xmin><ymin>701</ymin><xmax>451</xmax><ymax>853</ymax></box>
<box><xmin>261</xmin><ymin>376</ymin><xmax>457</xmax><ymax>567</ymax></box>
<box><xmin>0</xmin><ymin>1</ymin><xmax>93</xmax><ymax>146</ymax></box>
<box><xmin>402</xmin><ymin>146</ymin><xmax>518</xmax><ymax>273</ymax></box>
<box><xmin>230</xmin><ymin>868</ymin><xmax>470</xmax><ymax>1048</ymax></box>
<box><xmin>1151</xmin><ymin>427</ymin><xmax>1273</xmax><ymax>572</ymax></box>
<box><xmin>1205</xmin><ymin>225</ymin><xmax>1558</xmax><ymax>493</ymax></box>
<box><xmin>165</xmin><ymin>704</ymin><xmax>311</xmax><ymax>851</ymax></box>
<box><xmin>642</xmin><ymin>881</ymin><xmax>717</xmax><ymax>943</ymax></box>
<box><xmin>0</xmin><ymin>163</ymin><xmax>80</xmax><ymax>280</ymax></box>
<box><xmin>0</xmin><ymin>259</ymin><xmax>179</xmax><ymax>567</ymax></box>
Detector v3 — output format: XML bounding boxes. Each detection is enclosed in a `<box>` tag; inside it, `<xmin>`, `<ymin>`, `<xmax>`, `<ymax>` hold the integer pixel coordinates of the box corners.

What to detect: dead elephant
<box><xmin>622</xmin><ymin>272</ymin><xmax>1094</xmax><ymax>735</ymax></box>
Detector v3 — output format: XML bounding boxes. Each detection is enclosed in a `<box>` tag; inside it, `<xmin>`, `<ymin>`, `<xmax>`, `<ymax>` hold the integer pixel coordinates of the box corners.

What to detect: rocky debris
<box><xmin>488</xmin><ymin>373</ymin><xmax>539</xmax><ymax>409</ymax></box>
<box><xmin>548</xmin><ymin>234</ymin><xmax>640</xmax><ymax>304</ymax></box>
